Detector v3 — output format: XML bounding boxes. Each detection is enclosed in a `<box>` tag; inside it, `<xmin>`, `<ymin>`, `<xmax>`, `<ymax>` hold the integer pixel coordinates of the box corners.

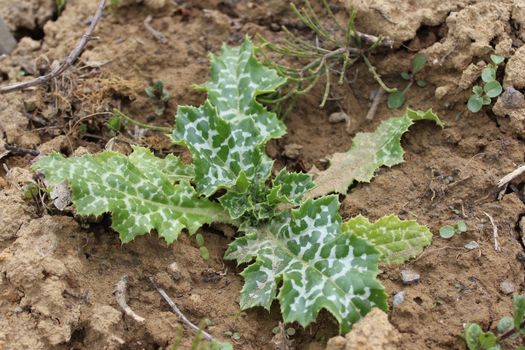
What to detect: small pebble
<box><xmin>500</xmin><ymin>280</ymin><xmax>515</xmax><ymax>295</ymax></box>
<box><xmin>168</xmin><ymin>262</ymin><xmax>182</xmax><ymax>281</ymax></box>
<box><xmin>501</xmin><ymin>86</ymin><xmax>525</xmax><ymax>109</ymax></box>
<box><xmin>464</xmin><ymin>241</ymin><xmax>479</xmax><ymax>250</ymax></box>
<box><xmin>400</xmin><ymin>270</ymin><xmax>420</xmax><ymax>285</ymax></box>
<box><xmin>393</xmin><ymin>291</ymin><xmax>405</xmax><ymax>306</ymax></box>
<box><xmin>283</xmin><ymin>143</ymin><xmax>302</xmax><ymax>160</ymax></box>
<box><xmin>328</xmin><ymin>111</ymin><xmax>349</xmax><ymax>124</ymax></box>
<box><xmin>14</xmin><ymin>306</ymin><xmax>22</xmax><ymax>313</ymax></box>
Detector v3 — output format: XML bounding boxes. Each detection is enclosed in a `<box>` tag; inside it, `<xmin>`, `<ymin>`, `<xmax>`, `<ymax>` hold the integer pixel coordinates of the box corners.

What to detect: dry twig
<box><xmin>498</xmin><ymin>164</ymin><xmax>525</xmax><ymax>187</ymax></box>
<box><xmin>149</xmin><ymin>276</ymin><xmax>215</xmax><ymax>341</ymax></box>
<box><xmin>0</xmin><ymin>0</ymin><xmax>107</xmax><ymax>94</ymax></box>
<box><xmin>144</xmin><ymin>15</ymin><xmax>168</xmax><ymax>44</ymax></box>
<box><xmin>365</xmin><ymin>88</ymin><xmax>384</xmax><ymax>120</ymax></box>
<box><xmin>484</xmin><ymin>212</ymin><xmax>500</xmax><ymax>252</ymax></box>
<box><xmin>114</xmin><ymin>275</ymin><xmax>145</xmax><ymax>323</ymax></box>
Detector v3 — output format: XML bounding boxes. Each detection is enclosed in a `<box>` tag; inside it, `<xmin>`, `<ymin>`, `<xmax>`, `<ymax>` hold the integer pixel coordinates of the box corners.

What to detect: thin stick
<box><xmin>4</xmin><ymin>144</ymin><xmax>40</xmax><ymax>156</ymax></box>
<box><xmin>365</xmin><ymin>88</ymin><xmax>384</xmax><ymax>120</ymax></box>
<box><xmin>114</xmin><ymin>275</ymin><xmax>145</xmax><ymax>323</ymax></box>
<box><xmin>0</xmin><ymin>0</ymin><xmax>107</xmax><ymax>94</ymax></box>
<box><xmin>498</xmin><ymin>164</ymin><xmax>525</xmax><ymax>187</ymax></box>
<box><xmin>484</xmin><ymin>212</ymin><xmax>500</xmax><ymax>252</ymax></box>
<box><xmin>149</xmin><ymin>276</ymin><xmax>215</xmax><ymax>342</ymax></box>
<box><xmin>113</xmin><ymin>109</ymin><xmax>172</xmax><ymax>133</ymax></box>
<box><xmin>144</xmin><ymin>15</ymin><xmax>168</xmax><ymax>44</ymax></box>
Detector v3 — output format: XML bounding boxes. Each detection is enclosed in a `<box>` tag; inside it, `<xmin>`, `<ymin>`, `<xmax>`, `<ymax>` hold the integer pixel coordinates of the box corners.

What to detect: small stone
<box><xmin>392</xmin><ymin>291</ymin><xmax>405</xmax><ymax>306</ymax></box>
<box><xmin>167</xmin><ymin>262</ymin><xmax>182</xmax><ymax>281</ymax></box>
<box><xmin>14</xmin><ymin>306</ymin><xmax>22</xmax><ymax>313</ymax></box>
<box><xmin>283</xmin><ymin>143</ymin><xmax>302</xmax><ymax>160</ymax></box>
<box><xmin>500</xmin><ymin>280</ymin><xmax>515</xmax><ymax>295</ymax></box>
<box><xmin>501</xmin><ymin>86</ymin><xmax>525</xmax><ymax>109</ymax></box>
<box><xmin>328</xmin><ymin>111</ymin><xmax>349</xmax><ymax>124</ymax></box>
<box><xmin>400</xmin><ymin>270</ymin><xmax>420</xmax><ymax>285</ymax></box>
<box><xmin>0</xmin><ymin>17</ymin><xmax>16</xmax><ymax>55</ymax></box>
<box><xmin>464</xmin><ymin>241</ymin><xmax>479</xmax><ymax>250</ymax></box>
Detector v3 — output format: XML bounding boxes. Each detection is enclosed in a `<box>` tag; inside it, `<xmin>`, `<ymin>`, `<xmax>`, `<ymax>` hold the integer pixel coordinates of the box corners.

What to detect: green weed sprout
<box><xmin>463</xmin><ymin>294</ymin><xmax>525</xmax><ymax>350</ymax></box>
<box><xmin>387</xmin><ymin>53</ymin><xmax>427</xmax><ymax>109</ymax></box>
<box><xmin>145</xmin><ymin>80</ymin><xmax>171</xmax><ymax>116</ymax></box>
<box><xmin>439</xmin><ymin>220</ymin><xmax>467</xmax><ymax>239</ymax></box>
<box><xmin>56</xmin><ymin>0</ymin><xmax>67</xmax><ymax>13</ymax></box>
<box><xmin>257</xmin><ymin>0</ymin><xmax>395</xmax><ymax>108</ymax></box>
<box><xmin>467</xmin><ymin>54</ymin><xmax>505</xmax><ymax>113</ymax></box>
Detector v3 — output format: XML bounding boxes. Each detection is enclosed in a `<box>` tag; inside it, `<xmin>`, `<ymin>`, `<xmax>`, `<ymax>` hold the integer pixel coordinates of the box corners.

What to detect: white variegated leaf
<box><xmin>33</xmin><ymin>147</ymin><xmax>230</xmax><ymax>244</ymax></box>
<box><xmin>172</xmin><ymin>37</ymin><xmax>286</xmax><ymax>197</ymax></box>
<box><xmin>225</xmin><ymin>196</ymin><xmax>387</xmax><ymax>333</ymax></box>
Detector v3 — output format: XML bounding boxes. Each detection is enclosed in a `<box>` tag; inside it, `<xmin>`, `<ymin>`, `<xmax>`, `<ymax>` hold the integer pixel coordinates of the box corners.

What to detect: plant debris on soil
<box><xmin>0</xmin><ymin>0</ymin><xmax>524</xmax><ymax>349</ymax></box>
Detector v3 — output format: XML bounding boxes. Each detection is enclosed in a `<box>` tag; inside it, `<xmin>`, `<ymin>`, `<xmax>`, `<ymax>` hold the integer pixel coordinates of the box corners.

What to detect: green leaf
<box><xmin>472</xmin><ymin>85</ymin><xmax>483</xmax><ymax>95</ymax></box>
<box><xmin>107</xmin><ymin>114</ymin><xmax>122</xmax><ymax>132</ymax></box>
<box><xmin>411</xmin><ymin>53</ymin><xmax>427</xmax><ymax>74</ymax></box>
<box><xmin>172</xmin><ymin>38</ymin><xmax>286</xmax><ymax>196</ymax></box>
<box><xmin>33</xmin><ymin>147</ymin><xmax>230</xmax><ymax>244</ymax></box>
<box><xmin>173</xmin><ymin>102</ymin><xmax>273</xmax><ymax>196</ymax></box>
<box><xmin>482</xmin><ymin>95</ymin><xmax>492</xmax><ymax>106</ymax></box>
<box><xmin>127</xmin><ymin>145</ymin><xmax>194</xmax><ymax>183</ymax></box>
<box><xmin>200</xmin><ymin>246</ymin><xmax>210</xmax><ymax>260</ymax></box>
<box><xmin>467</xmin><ymin>95</ymin><xmax>483</xmax><ymax>113</ymax></box>
<box><xmin>387</xmin><ymin>91</ymin><xmax>405</xmax><ymax>109</ymax></box>
<box><xmin>464</xmin><ymin>323</ymin><xmax>482</xmax><ymax>350</ymax></box>
<box><xmin>307</xmin><ymin>109</ymin><xmax>443</xmax><ymax>198</ymax></box>
<box><xmin>196</xmin><ymin>233</ymin><xmax>205</xmax><ymax>247</ymax></box>
<box><xmin>225</xmin><ymin>196</ymin><xmax>387</xmax><ymax>334</ymax></box>
<box><xmin>484</xmin><ymin>80</ymin><xmax>503</xmax><ymax>98</ymax></box>
<box><xmin>268</xmin><ymin>169</ymin><xmax>315</xmax><ymax>206</ymax></box>
<box><xmin>481</xmin><ymin>67</ymin><xmax>496</xmax><ymax>82</ymax></box>
<box><xmin>416</xmin><ymin>79</ymin><xmax>427</xmax><ymax>88</ymax></box>
<box><xmin>514</xmin><ymin>294</ymin><xmax>525</xmax><ymax>329</ymax></box>
<box><xmin>199</xmin><ymin>38</ymin><xmax>287</xmax><ymax>140</ymax></box>
<box><xmin>342</xmin><ymin>215</ymin><xmax>432</xmax><ymax>264</ymax></box>
<box><xmin>401</xmin><ymin>72</ymin><xmax>411</xmax><ymax>80</ymax></box>
<box><xmin>439</xmin><ymin>225</ymin><xmax>456</xmax><ymax>239</ymax></box>
<box><xmin>478</xmin><ymin>332</ymin><xmax>498</xmax><ymax>349</ymax></box>
<box><xmin>456</xmin><ymin>220</ymin><xmax>468</xmax><ymax>233</ymax></box>
<box><xmin>490</xmin><ymin>54</ymin><xmax>504</xmax><ymax>65</ymax></box>
<box><xmin>497</xmin><ymin>316</ymin><xmax>514</xmax><ymax>334</ymax></box>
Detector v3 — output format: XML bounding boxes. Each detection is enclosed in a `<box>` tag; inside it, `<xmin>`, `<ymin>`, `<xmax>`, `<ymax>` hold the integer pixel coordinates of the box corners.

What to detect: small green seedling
<box><xmin>387</xmin><ymin>53</ymin><xmax>427</xmax><ymax>109</ymax></box>
<box><xmin>195</xmin><ymin>233</ymin><xmax>210</xmax><ymax>261</ymax></box>
<box><xmin>56</xmin><ymin>0</ymin><xmax>67</xmax><ymax>13</ymax></box>
<box><xmin>224</xmin><ymin>331</ymin><xmax>241</xmax><ymax>341</ymax></box>
<box><xmin>145</xmin><ymin>80</ymin><xmax>170</xmax><ymax>116</ymax></box>
<box><xmin>106</xmin><ymin>114</ymin><xmax>122</xmax><ymax>133</ymax></box>
<box><xmin>467</xmin><ymin>54</ymin><xmax>505</xmax><ymax>113</ymax></box>
<box><xmin>463</xmin><ymin>294</ymin><xmax>525</xmax><ymax>350</ymax></box>
<box><xmin>439</xmin><ymin>220</ymin><xmax>467</xmax><ymax>239</ymax></box>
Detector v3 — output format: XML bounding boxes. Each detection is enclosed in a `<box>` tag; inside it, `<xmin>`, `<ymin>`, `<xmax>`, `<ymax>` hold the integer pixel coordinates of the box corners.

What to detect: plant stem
<box><xmin>113</xmin><ymin>109</ymin><xmax>172</xmax><ymax>133</ymax></box>
<box><xmin>361</xmin><ymin>54</ymin><xmax>397</xmax><ymax>93</ymax></box>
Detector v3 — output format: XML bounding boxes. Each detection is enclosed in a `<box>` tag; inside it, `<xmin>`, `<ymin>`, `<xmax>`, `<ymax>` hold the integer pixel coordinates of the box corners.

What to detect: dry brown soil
<box><xmin>0</xmin><ymin>0</ymin><xmax>524</xmax><ymax>349</ymax></box>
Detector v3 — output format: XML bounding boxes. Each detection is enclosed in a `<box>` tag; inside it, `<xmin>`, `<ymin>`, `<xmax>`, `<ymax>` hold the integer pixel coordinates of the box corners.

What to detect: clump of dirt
<box><xmin>0</xmin><ymin>0</ymin><xmax>524</xmax><ymax>349</ymax></box>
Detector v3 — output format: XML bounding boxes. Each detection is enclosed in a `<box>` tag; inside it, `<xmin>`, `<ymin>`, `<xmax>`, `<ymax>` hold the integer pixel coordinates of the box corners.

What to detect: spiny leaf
<box><xmin>172</xmin><ymin>37</ymin><xmax>286</xmax><ymax>196</ymax></box>
<box><xmin>307</xmin><ymin>109</ymin><xmax>443</xmax><ymax>198</ymax></box>
<box><xmin>128</xmin><ymin>145</ymin><xmax>194</xmax><ymax>183</ymax></box>
<box><xmin>33</xmin><ymin>147</ymin><xmax>230</xmax><ymax>244</ymax></box>
<box><xmin>225</xmin><ymin>196</ymin><xmax>388</xmax><ymax>334</ymax></box>
<box><xmin>342</xmin><ymin>215</ymin><xmax>432</xmax><ymax>264</ymax></box>
<box><xmin>268</xmin><ymin>169</ymin><xmax>315</xmax><ymax>206</ymax></box>
<box><xmin>173</xmin><ymin>101</ymin><xmax>272</xmax><ymax>197</ymax></box>
<box><xmin>202</xmin><ymin>38</ymin><xmax>287</xmax><ymax>140</ymax></box>
<box><xmin>218</xmin><ymin>169</ymin><xmax>314</xmax><ymax>222</ymax></box>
